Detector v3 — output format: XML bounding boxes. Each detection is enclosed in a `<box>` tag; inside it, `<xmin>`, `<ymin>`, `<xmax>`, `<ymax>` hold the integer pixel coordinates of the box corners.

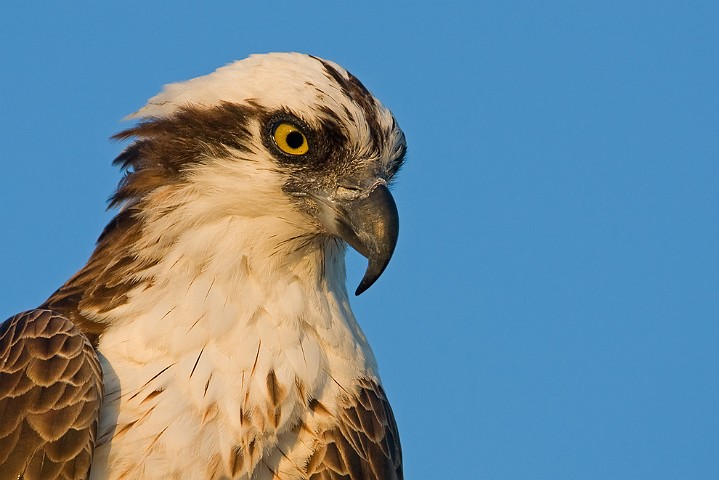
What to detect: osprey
<box><xmin>0</xmin><ymin>53</ymin><xmax>406</xmax><ymax>479</ymax></box>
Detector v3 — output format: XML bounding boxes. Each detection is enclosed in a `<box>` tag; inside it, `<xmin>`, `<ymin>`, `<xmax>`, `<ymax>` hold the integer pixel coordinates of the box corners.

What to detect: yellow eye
<box><xmin>273</xmin><ymin>122</ymin><xmax>309</xmax><ymax>155</ymax></box>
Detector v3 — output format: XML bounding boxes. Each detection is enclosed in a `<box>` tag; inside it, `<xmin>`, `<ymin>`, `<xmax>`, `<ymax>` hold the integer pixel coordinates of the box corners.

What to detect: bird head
<box><xmin>111</xmin><ymin>53</ymin><xmax>406</xmax><ymax>295</ymax></box>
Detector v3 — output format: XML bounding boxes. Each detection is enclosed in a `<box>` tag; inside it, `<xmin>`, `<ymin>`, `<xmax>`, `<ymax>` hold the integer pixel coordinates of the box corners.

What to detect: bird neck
<box><xmin>111</xmin><ymin>210</ymin><xmax>349</xmax><ymax>319</ymax></box>
<box><xmin>44</xmin><ymin>202</ymin><xmax>359</xmax><ymax>346</ymax></box>
<box><xmin>86</xmin><ymin>209</ymin><xmax>376</xmax><ymax>371</ymax></box>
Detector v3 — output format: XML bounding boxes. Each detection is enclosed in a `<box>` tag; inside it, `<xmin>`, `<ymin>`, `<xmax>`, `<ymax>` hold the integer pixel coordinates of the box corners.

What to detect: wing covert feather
<box><xmin>0</xmin><ymin>309</ymin><xmax>103</xmax><ymax>480</ymax></box>
<box><xmin>307</xmin><ymin>379</ymin><xmax>403</xmax><ymax>480</ymax></box>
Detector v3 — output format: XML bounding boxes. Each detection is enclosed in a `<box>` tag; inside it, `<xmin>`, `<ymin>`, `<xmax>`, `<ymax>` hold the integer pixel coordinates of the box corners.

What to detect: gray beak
<box><xmin>311</xmin><ymin>182</ymin><xmax>399</xmax><ymax>295</ymax></box>
<box><xmin>334</xmin><ymin>183</ymin><xmax>399</xmax><ymax>295</ymax></box>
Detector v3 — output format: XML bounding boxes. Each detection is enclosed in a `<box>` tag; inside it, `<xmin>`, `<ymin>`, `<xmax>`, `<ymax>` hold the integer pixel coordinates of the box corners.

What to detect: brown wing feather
<box><xmin>307</xmin><ymin>379</ymin><xmax>403</xmax><ymax>480</ymax></box>
<box><xmin>0</xmin><ymin>309</ymin><xmax>103</xmax><ymax>480</ymax></box>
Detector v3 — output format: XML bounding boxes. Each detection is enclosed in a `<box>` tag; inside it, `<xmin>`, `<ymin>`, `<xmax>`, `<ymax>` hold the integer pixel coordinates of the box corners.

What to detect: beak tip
<box><xmin>354</xmin><ymin>278</ymin><xmax>372</xmax><ymax>296</ymax></box>
<box><xmin>354</xmin><ymin>253</ymin><xmax>393</xmax><ymax>296</ymax></box>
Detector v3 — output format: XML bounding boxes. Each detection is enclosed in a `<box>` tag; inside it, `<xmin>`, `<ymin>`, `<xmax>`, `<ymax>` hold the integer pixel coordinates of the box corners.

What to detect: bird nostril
<box><xmin>335</xmin><ymin>185</ymin><xmax>363</xmax><ymax>200</ymax></box>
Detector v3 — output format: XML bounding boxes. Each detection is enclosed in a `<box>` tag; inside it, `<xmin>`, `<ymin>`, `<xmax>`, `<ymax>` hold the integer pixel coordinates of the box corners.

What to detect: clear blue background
<box><xmin>1</xmin><ymin>2</ymin><xmax>717</xmax><ymax>478</ymax></box>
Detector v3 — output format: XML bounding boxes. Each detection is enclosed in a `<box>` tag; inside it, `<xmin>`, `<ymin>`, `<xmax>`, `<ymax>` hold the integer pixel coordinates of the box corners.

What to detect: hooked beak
<box><xmin>311</xmin><ymin>182</ymin><xmax>399</xmax><ymax>295</ymax></box>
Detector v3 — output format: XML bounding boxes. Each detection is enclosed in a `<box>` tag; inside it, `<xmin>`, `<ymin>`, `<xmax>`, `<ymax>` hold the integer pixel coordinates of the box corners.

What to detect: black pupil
<box><xmin>285</xmin><ymin>131</ymin><xmax>304</xmax><ymax>149</ymax></box>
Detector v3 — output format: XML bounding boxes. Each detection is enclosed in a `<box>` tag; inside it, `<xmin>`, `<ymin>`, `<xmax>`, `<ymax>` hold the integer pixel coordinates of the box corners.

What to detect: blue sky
<box><xmin>1</xmin><ymin>1</ymin><xmax>717</xmax><ymax>478</ymax></box>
